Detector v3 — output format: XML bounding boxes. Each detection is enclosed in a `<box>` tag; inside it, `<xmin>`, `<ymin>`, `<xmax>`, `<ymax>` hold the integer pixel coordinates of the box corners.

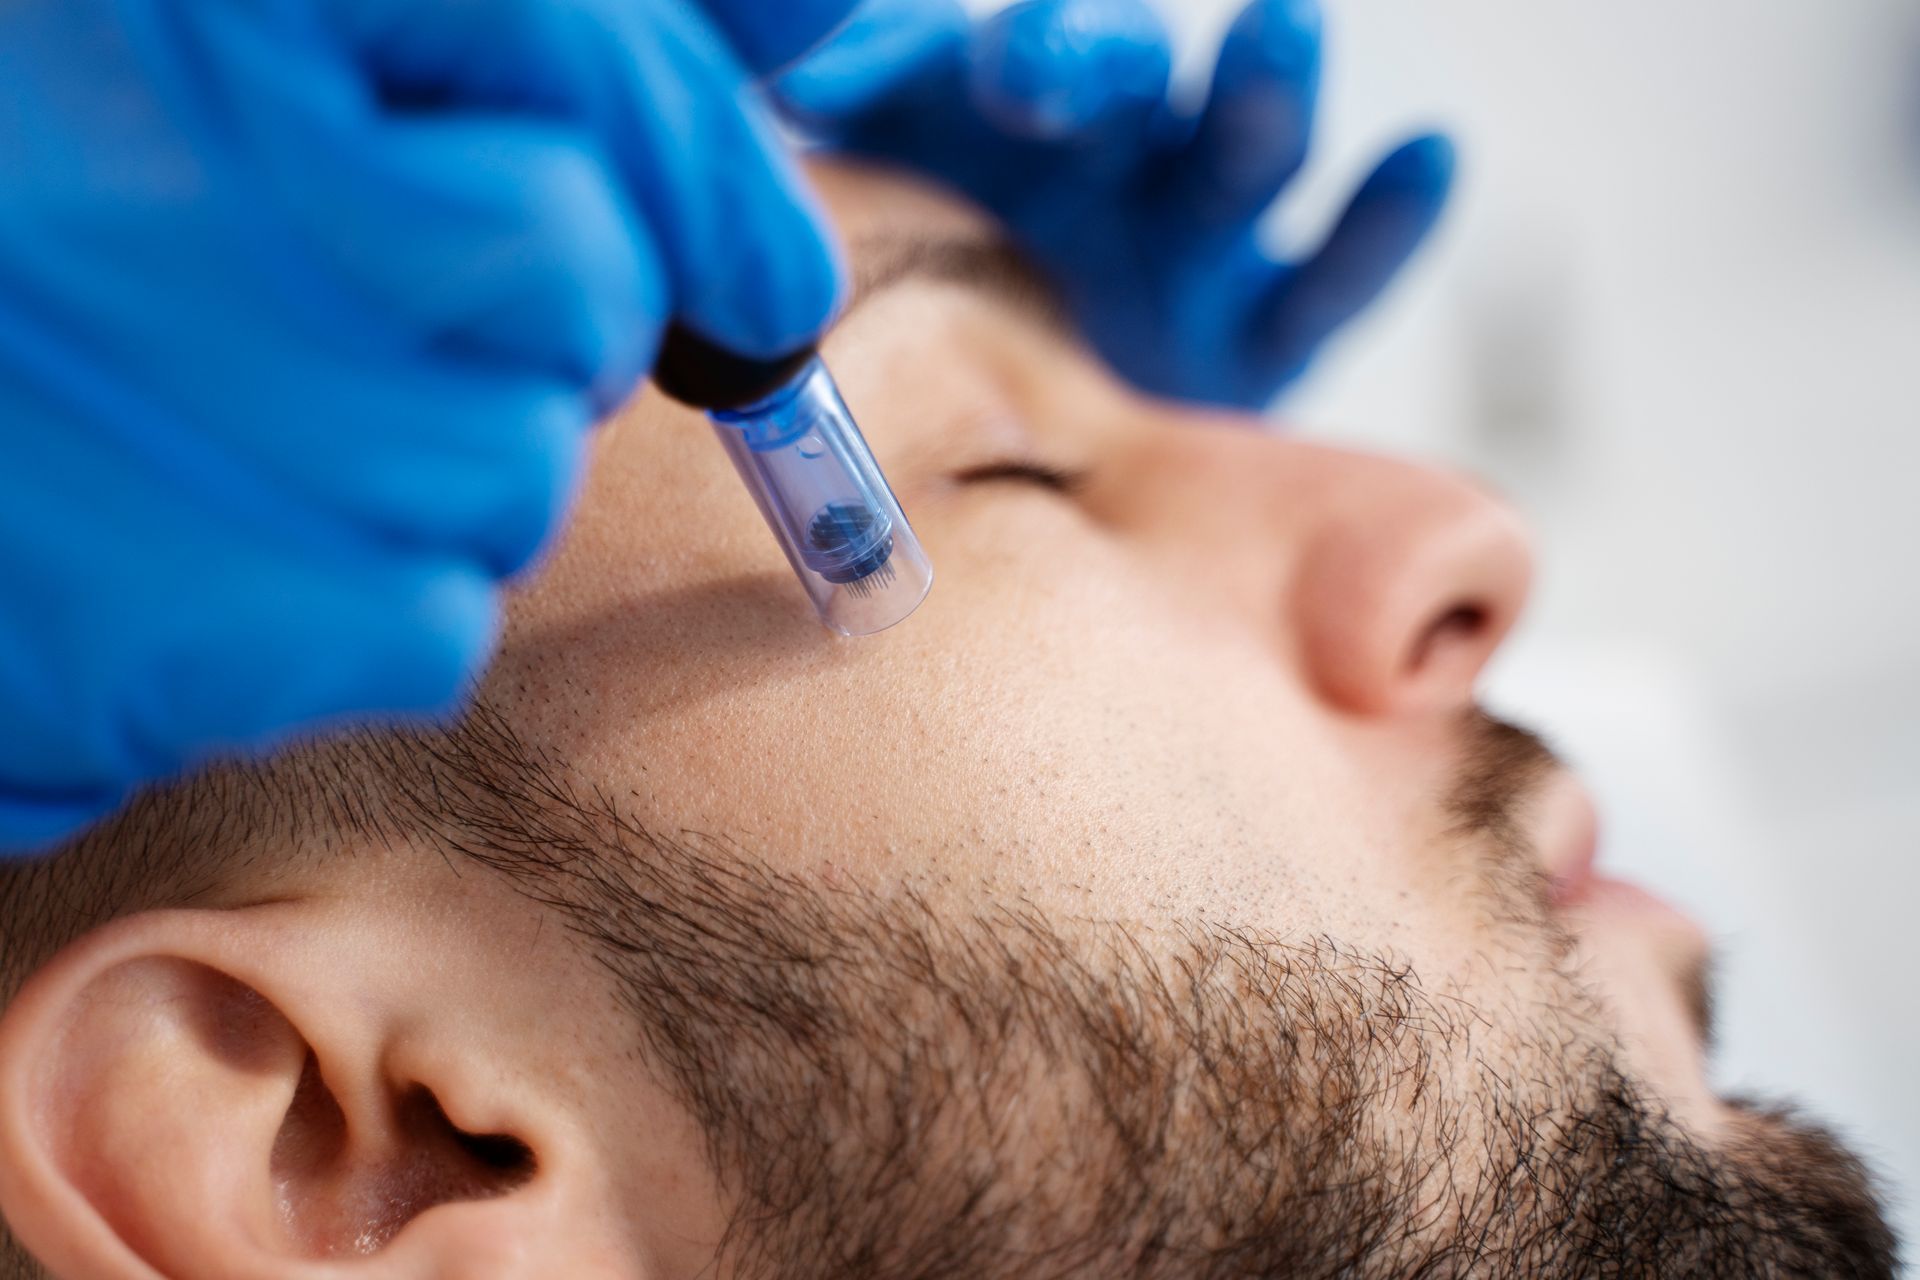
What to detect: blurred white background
<box><xmin>1176</xmin><ymin>0</ymin><xmax>1920</xmax><ymax>1257</ymax></box>
<box><xmin>980</xmin><ymin>0</ymin><xmax>1920</xmax><ymax>1258</ymax></box>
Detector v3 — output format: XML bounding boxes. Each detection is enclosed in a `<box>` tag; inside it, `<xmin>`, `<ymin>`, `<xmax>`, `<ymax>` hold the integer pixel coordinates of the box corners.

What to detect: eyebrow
<box><xmin>838</xmin><ymin>230</ymin><xmax>1072</xmax><ymax>338</ymax></box>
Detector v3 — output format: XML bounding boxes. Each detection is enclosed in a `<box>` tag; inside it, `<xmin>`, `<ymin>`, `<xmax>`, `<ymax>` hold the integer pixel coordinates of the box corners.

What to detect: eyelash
<box><xmin>952</xmin><ymin>459</ymin><xmax>1088</xmax><ymax>495</ymax></box>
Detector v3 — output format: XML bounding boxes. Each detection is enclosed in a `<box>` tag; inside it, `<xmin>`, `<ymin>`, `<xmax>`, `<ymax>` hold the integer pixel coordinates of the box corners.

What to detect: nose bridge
<box><xmin>1090</xmin><ymin>413</ymin><xmax>1310</xmax><ymax>610</ymax></box>
<box><xmin>1104</xmin><ymin>419</ymin><xmax>1534</xmax><ymax>717</ymax></box>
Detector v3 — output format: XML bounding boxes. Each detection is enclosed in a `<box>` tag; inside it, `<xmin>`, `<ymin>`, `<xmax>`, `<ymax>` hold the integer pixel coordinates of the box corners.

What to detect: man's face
<box><xmin>452</xmin><ymin>158</ymin><xmax>1886</xmax><ymax>1273</ymax></box>
<box><xmin>508</xmin><ymin>156</ymin><xmax>1693</xmax><ymax>1123</ymax></box>
<box><xmin>2</xmin><ymin>156</ymin><xmax>1890</xmax><ymax>1279</ymax></box>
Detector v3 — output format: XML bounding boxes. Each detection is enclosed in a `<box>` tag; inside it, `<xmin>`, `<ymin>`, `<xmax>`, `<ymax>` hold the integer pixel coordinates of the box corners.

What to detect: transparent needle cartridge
<box><xmin>652</xmin><ymin>325</ymin><xmax>933</xmax><ymax>636</ymax></box>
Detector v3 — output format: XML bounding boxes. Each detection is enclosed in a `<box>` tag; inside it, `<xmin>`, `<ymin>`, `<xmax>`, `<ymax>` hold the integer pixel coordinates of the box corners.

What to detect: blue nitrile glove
<box><xmin>0</xmin><ymin>0</ymin><xmax>863</xmax><ymax>854</ymax></box>
<box><xmin>777</xmin><ymin>0</ymin><xmax>1454</xmax><ymax>410</ymax></box>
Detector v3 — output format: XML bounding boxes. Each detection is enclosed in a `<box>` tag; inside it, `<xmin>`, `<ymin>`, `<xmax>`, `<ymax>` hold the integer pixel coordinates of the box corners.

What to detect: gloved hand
<box><xmin>777</xmin><ymin>0</ymin><xmax>1454</xmax><ymax>410</ymax></box>
<box><xmin>0</xmin><ymin>0</ymin><xmax>860</xmax><ymax>853</ymax></box>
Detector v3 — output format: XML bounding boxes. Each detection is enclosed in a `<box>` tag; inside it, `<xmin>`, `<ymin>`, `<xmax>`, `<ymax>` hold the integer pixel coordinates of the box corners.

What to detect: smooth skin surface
<box><xmin>0</xmin><ymin>160</ymin><xmax>1892</xmax><ymax>1277</ymax></box>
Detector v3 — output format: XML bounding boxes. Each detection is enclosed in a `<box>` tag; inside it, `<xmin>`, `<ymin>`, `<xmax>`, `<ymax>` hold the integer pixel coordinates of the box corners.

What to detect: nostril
<box><xmin>1409</xmin><ymin>603</ymin><xmax>1492</xmax><ymax>673</ymax></box>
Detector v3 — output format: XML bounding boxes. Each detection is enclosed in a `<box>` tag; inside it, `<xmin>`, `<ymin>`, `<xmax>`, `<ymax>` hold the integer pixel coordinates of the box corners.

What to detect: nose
<box><xmin>1287</xmin><ymin>445</ymin><xmax>1532</xmax><ymax>715</ymax></box>
<box><xmin>1107</xmin><ymin>426</ymin><xmax>1533</xmax><ymax>717</ymax></box>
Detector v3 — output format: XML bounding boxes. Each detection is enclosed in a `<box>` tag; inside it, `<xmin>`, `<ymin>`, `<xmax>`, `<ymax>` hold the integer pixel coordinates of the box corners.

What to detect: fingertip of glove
<box><xmin>969</xmin><ymin>0</ymin><xmax>1171</xmax><ymax>139</ymax></box>
<box><xmin>1225</xmin><ymin>0</ymin><xmax>1323</xmax><ymax>70</ymax></box>
<box><xmin>0</xmin><ymin>793</ymin><xmax>125</xmax><ymax>860</ymax></box>
<box><xmin>679</xmin><ymin>220</ymin><xmax>847</xmax><ymax>360</ymax></box>
<box><xmin>1374</xmin><ymin>133</ymin><xmax>1457</xmax><ymax>198</ymax></box>
<box><xmin>242</xmin><ymin>562</ymin><xmax>501</xmax><ymax>744</ymax></box>
<box><xmin>307</xmin><ymin>564</ymin><xmax>501</xmax><ymax>729</ymax></box>
<box><xmin>394</xmin><ymin>566</ymin><xmax>502</xmax><ymax>717</ymax></box>
<box><xmin>774</xmin><ymin>0</ymin><xmax>972</xmax><ymax>125</ymax></box>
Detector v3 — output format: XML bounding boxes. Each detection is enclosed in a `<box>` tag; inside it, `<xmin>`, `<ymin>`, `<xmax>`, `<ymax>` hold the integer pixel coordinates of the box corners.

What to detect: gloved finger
<box><xmin>260</xmin><ymin>108</ymin><xmax>670</xmax><ymax>417</ymax></box>
<box><xmin>618</xmin><ymin>16</ymin><xmax>846</xmax><ymax>358</ymax></box>
<box><xmin>116</xmin><ymin>552</ymin><xmax>500</xmax><ymax>772</ymax></box>
<box><xmin>196</xmin><ymin>320</ymin><xmax>593</xmax><ymax>581</ymax></box>
<box><xmin>0</xmin><ymin>550</ymin><xmax>496</xmax><ymax>853</ymax></box>
<box><xmin>774</xmin><ymin>0</ymin><xmax>972</xmax><ymax>129</ymax></box>
<box><xmin>695</xmin><ymin>0</ymin><xmax>865</xmax><ymax>74</ymax></box>
<box><xmin>0</xmin><ymin>401</ymin><xmax>501</xmax><ymax>800</ymax></box>
<box><xmin>13</xmin><ymin>173</ymin><xmax>595</xmax><ymax>586</ymax></box>
<box><xmin>347</xmin><ymin>122</ymin><xmax>668</xmax><ymax>418</ymax></box>
<box><xmin>1166</xmin><ymin>0</ymin><xmax>1322</xmax><ymax>230</ymax></box>
<box><xmin>584</xmin><ymin>1</ymin><xmax>846</xmax><ymax>358</ymax></box>
<box><xmin>0</xmin><ymin>792</ymin><xmax>114</xmax><ymax>856</ymax></box>
<box><xmin>104</xmin><ymin>20</ymin><xmax>621</xmax><ymax>572</ymax></box>
<box><xmin>966</xmin><ymin>0</ymin><xmax>1172</xmax><ymax>141</ymax></box>
<box><xmin>307</xmin><ymin>364</ymin><xmax>593</xmax><ymax>581</ymax></box>
<box><xmin>1245</xmin><ymin>133</ymin><xmax>1454</xmax><ymax>382</ymax></box>
<box><xmin>318</xmin><ymin>0</ymin><xmax>843</xmax><ymax>358</ymax></box>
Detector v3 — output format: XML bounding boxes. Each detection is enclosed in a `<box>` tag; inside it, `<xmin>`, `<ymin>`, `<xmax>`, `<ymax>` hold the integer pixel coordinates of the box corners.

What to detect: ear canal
<box><xmin>275</xmin><ymin>1056</ymin><xmax>538</xmax><ymax>1256</ymax></box>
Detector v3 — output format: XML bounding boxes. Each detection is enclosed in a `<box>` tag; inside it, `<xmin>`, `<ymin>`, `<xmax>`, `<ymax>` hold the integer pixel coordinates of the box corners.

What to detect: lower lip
<box><xmin>1576</xmin><ymin>874</ymin><xmax>1669</xmax><ymax>910</ymax></box>
<box><xmin>1562</xmin><ymin>873</ymin><xmax>1709</xmax><ymax>939</ymax></box>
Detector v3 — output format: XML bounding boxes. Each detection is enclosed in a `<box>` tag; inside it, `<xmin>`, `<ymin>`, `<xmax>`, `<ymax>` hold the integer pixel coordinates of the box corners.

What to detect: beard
<box><xmin>395</xmin><ymin>704</ymin><xmax>1900</xmax><ymax>1278</ymax></box>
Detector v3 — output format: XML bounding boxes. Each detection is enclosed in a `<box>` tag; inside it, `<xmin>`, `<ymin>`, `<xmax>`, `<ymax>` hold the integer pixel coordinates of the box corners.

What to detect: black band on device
<box><xmin>651</xmin><ymin>323</ymin><xmax>817</xmax><ymax>412</ymax></box>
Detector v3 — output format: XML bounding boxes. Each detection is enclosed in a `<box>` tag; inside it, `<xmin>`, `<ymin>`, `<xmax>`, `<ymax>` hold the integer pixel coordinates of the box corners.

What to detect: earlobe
<box><xmin>0</xmin><ymin>906</ymin><xmax>587</xmax><ymax>1279</ymax></box>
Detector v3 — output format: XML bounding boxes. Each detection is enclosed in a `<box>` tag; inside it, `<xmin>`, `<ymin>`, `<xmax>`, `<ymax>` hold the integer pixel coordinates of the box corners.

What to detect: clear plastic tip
<box><xmin>709</xmin><ymin>359</ymin><xmax>933</xmax><ymax>636</ymax></box>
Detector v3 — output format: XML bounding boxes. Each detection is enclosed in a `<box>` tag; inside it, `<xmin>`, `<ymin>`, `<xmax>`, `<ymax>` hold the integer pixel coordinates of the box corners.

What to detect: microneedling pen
<box><xmin>651</xmin><ymin>324</ymin><xmax>933</xmax><ymax>636</ymax></box>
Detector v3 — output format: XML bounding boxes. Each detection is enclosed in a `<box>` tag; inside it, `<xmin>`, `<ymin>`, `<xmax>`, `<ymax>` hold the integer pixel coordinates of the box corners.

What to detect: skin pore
<box><xmin>0</xmin><ymin>159</ymin><xmax>1896</xmax><ymax>1278</ymax></box>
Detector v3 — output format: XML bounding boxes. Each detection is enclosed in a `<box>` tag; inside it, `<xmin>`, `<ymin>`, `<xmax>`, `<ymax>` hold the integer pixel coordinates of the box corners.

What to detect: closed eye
<box><xmin>952</xmin><ymin>459</ymin><xmax>1088</xmax><ymax>494</ymax></box>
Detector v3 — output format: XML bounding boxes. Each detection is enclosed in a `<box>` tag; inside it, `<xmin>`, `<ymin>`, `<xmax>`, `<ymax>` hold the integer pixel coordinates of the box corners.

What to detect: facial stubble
<box><xmin>395</xmin><ymin>704</ymin><xmax>1900</xmax><ymax>1277</ymax></box>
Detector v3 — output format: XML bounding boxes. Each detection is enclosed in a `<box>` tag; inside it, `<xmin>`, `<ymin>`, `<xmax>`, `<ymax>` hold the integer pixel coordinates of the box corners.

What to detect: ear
<box><xmin>0</xmin><ymin>903</ymin><xmax>644</xmax><ymax>1278</ymax></box>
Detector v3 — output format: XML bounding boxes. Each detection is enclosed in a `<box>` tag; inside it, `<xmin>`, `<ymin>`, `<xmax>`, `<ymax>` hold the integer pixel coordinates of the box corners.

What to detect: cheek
<box><xmin>598</xmin><ymin>529</ymin><xmax>1385</xmax><ymax>935</ymax></box>
<box><xmin>886</xmin><ymin>521</ymin><xmax>1426</xmax><ymax>926</ymax></box>
<box><xmin>498</xmin><ymin>448</ymin><xmax>1508</xmax><ymax>987</ymax></box>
